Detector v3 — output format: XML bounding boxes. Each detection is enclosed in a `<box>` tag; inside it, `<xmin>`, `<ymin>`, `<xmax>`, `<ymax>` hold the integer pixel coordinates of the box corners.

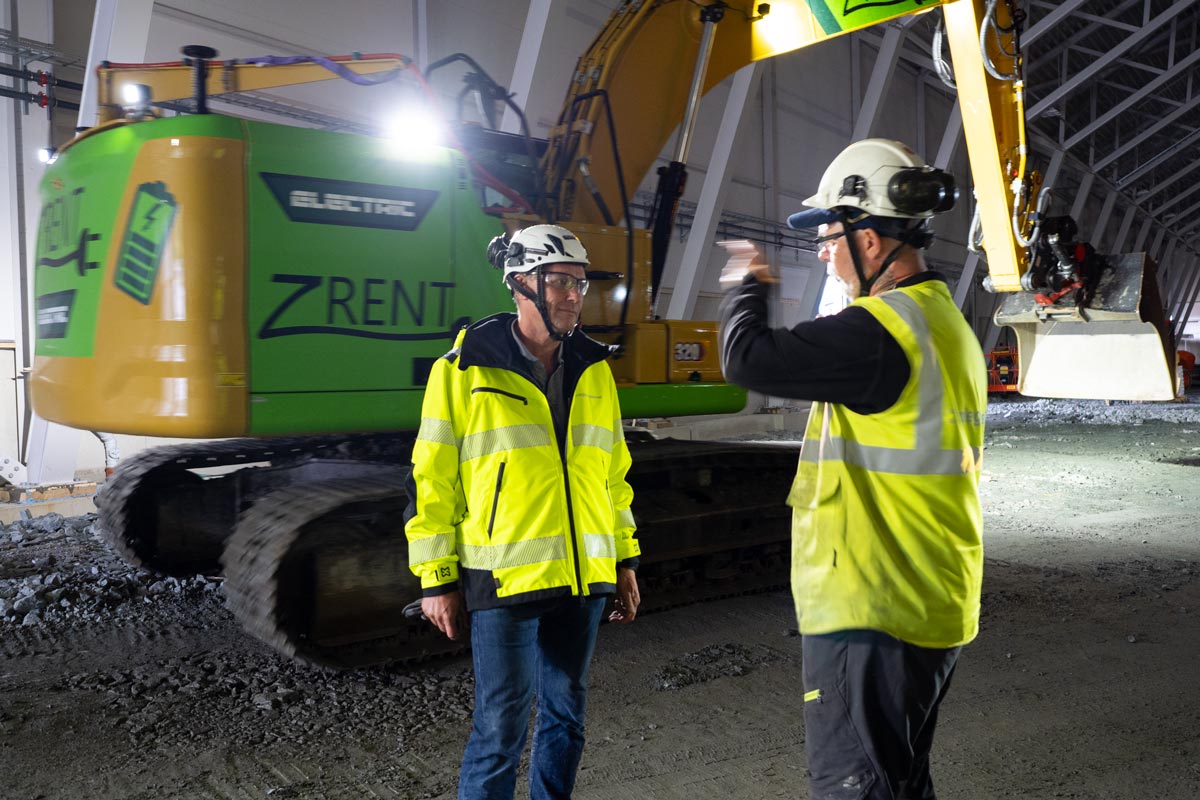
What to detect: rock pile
<box><xmin>0</xmin><ymin>512</ymin><xmax>222</xmax><ymax>629</ymax></box>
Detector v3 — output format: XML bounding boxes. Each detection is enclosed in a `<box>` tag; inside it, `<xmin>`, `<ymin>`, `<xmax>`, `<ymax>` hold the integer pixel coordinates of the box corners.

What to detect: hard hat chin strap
<box><xmin>507</xmin><ymin>267</ymin><xmax>573</xmax><ymax>341</ymax></box>
<box><xmin>838</xmin><ymin>211</ymin><xmax>878</xmax><ymax>298</ymax></box>
<box><xmin>838</xmin><ymin>210</ymin><xmax>911</xmax><ymax>298</ymax></box>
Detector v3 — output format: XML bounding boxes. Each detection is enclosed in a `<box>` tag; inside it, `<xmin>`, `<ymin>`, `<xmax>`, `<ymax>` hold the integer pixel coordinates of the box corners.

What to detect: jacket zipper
<box><xmin>561</xmin><ymin>448</ymin><xmax>585</xmax><ymax>595</ymax></box>
<box><xmin>471</xmin><ymin>387</ymin><xmax>528</xmax><ymax>404</ymax></box>
<box><xmin>487</xmin><ymin>462</ymin><xmax>506</xmax><ymax>539</ymax></box>
<box><xmin>552</xmin><ymin>373</ymin><xmax>585</xmax><ymax>596</ymax></box>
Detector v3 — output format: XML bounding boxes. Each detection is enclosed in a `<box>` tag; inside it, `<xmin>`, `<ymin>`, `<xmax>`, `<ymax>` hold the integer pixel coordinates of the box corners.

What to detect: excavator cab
<box><xmin>992</xmin><ymin>216</ymin><xmax>1176</xmax><ymax>401</ymax></box>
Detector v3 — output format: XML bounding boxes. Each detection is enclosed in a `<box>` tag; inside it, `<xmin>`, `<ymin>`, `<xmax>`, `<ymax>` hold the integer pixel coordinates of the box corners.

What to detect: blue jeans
<box><xmin>458</xmin><ymin>595</ymin><xmax>607</xmax><ymax>800</ymax></box>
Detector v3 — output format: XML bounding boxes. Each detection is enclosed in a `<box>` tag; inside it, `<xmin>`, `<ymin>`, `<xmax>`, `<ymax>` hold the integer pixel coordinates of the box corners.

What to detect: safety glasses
<box><xmin>811</xmin><ymin>230</ymin><xmax>848</xmax><ymax>250</ymax></box>
<box><xmin>540</xmin><ymin>271</ymin><xmax>590</xmax><ymax>296</ymax></box>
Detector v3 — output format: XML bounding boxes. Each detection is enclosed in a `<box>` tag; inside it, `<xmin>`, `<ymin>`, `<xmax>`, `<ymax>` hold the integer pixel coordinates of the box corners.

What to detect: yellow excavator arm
<box><xmin>543</xmin><ymin>0</ymin><xmax>1031</xmax><ymax>282</ymax></box>
<box><xmin>96</xmin><ymin>49</ymin><xmax>418</xmax><ymax>122</ymax></box>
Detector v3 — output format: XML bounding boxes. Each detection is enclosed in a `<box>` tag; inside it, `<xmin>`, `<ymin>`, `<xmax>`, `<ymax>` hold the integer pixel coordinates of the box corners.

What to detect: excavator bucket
<box><xmin>993</xmin><ymin>254</ymin><xmax>1176</xmax><ymax>401</ymax></box>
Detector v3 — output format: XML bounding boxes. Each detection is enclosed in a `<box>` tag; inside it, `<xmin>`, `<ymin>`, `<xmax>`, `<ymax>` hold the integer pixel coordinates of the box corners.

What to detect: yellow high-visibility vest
<box><xmin>790</xmin><ymin>279</ymin><xmax>986</xmax><ymax>648</ymax></box>
<box><xmin>406</xmin><ymin>315</ymin><xmax>639</xmax><ymax>609</ymax></box>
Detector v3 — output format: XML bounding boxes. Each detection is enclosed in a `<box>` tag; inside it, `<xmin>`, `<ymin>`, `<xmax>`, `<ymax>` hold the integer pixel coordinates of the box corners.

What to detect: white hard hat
<box><xmin>488</xmin><ymin>224</ymin><xmax>589</xmax><ymax>278</ymax></box>
<box><xmin>787</xmin><ymin>138</ymin><xmax>956</xmax><ymax>230</ymax></box>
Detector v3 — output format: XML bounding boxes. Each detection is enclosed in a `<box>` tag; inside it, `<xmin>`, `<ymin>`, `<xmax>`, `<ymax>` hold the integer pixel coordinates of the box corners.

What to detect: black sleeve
<box><xmin>718</xmin><ymin>277</ymin><xmax>910</xmax><ymax>414</ymax></box>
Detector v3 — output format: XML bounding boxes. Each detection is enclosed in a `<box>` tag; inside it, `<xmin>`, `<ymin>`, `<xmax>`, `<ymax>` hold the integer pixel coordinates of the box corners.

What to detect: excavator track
<box><xmin>221</xmin><ymin>475</ymin><xmax>452</xmax><ymax>669</ymax></box>
<box><xmin>98</xmin><ymin>434</ymin><xmax>800</xmax><ymax>668</ymax></box>
<box><xmin>96</xmin><ymin>433</ymin><xmax>414</xmax><ymax>574</ymax></box>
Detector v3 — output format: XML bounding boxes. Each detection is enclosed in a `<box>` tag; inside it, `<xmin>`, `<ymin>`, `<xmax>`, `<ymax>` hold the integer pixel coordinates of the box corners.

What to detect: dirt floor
<box><xmin>2</xmin><ymin>396</ymin><xmax>1200</xmax><ymax>799</ymax></box>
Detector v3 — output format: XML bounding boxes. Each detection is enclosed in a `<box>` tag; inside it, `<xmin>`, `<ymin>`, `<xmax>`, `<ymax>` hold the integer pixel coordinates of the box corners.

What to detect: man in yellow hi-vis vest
<box><xmin>405</xmin><ymin>224</ymin><xmax>641</xmax><ymax>800</ymax></box>
<box><xmin>718</xmin><ymin>140</ymin><xmax>986</xmax><ymax>800</ymax></box>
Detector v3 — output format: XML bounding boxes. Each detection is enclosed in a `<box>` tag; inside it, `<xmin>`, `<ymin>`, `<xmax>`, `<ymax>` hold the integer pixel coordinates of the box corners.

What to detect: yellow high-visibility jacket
<box><xmin>790</xmin><ymin>280</ymin><xmax>987</xmax><ymax>648</ymax></box>
<box><xmin>405</xmin><ymin>313</ymin><xmax>639</xmax><ymax>610</ymax></box>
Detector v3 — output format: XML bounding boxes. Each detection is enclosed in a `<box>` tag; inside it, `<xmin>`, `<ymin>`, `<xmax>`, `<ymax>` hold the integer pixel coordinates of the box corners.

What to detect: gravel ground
<box><xmin>2</xmin><ymin>395</ymin><xmax>1199</xmax><ymax>799</ymax></box>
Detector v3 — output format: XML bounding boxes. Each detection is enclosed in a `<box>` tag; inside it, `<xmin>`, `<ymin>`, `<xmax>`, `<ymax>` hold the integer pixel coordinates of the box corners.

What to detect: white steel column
<box><xmin>762</xmin><ymin>61</ymin><xmax>781</xmax><ymax>270</ymax></box>
<box><xmin>935</xmin><ymin>102</ymin><xmax>968</xmax><ymax>310</ymax></box>
<box><xmin>1</xmin><ymin>0</ymin><xmax>29</xmax><ymax>483</ymax></box>
<box><xmin>981</xmin><ymin>296</ymin><xmax>1007</xmax><ymax>353</ymax></box>
<box><xmin>23</xmin><ymin>0</ymin><xmax>152</xmax><ymax>485</ymax></box>
<box><xmin>851</xmin><ymin>20</ymin><xmax>913</xmax><ymax>141</ymax></box>
<box><xmin>800</xmin><ymin>262</ymin><xmax>829</xmax><ymax>320</ymax></box>
<box><xmin>1170</xmin><ymin>258</ymin><xmax>1200</xmax><ymax>334</ymax></box>
<box><xmin>1132</xmin><ymin>217</ymin><xmax>1154</xmax><ymax>252</ymax></box>
<box><xmin>1149</xmin><ymin>226</ymin><xmax>1169</xmax><ymax>263</ymax></box>
<box><xmin>1157</xmin><ymin>237</ymin><xmax>1178</xmax><ymax>296</ymax></box>
<box><xmin>665</xmin><ymin>64</ymin><xmax>759</xmax><ymax>321</ymax></box>
<box><xmin>500</xmin><ymin>0</ymin><xmax>551</xmax><ymax>134</ymax></box>
<box><xmin>1089</xmin><ymin>190</ymin><xmax>1118</xmax><ymax>250</ymax></box>
<box><xmin>1160</xmin><ymin>239</ymin><xmax>1181</xmax><ymax>296</ymax></box>
<box><xmin>1040</xmin><ymin>148</ymin><xmax>1066</xmax><ymax>192</ymax></box>
<box><xmin>412</xmin><ymin>0</ymin><xmax>429</xmax><ymax>72</ymax></box>
<box><xmin>1112</xmin><ymin>205</ymin><xmax>1137</xmax><ymax>252</ymax></box>
<box><xmin>1175</xmin><ymin>261</ymin><xmax>1200</xmax><ymax>338</ymax></box>
<box><xmin>1069</xmin><ymin>172</ymin><xmax>1094</xmax><ymax>223</ymax></box>
<box><xmin>953</xmin><ymin>253</ymin><xmax>980</xmax><ymax>309</ymax></box>
<box><xmin>1173</xmin><ymin>259</ymin><xmax>1200</xmax><ymax>326</ymax></box>
<box><xmin>4</xmin><ymin>0</ymin><xmax>77</xmax><ymax>485</ymax></box>
<box><xmin>77</xmin><ymin>0</ymin><xmax>154</xmax><ymax>128</ymax></box>
<box><xmin>933</xmin><ymin>101</ymin><xmax>962</xmax><ymax>169</ymax></box>
<box><xmin>1168</xmin><ymin>253</ymin><xmax>1197</xmax><ymax>318</ymax></box>
<box><xmin>1152</xmin><ymin>233</ymin><xmax>1175</xmax><ymax>314</ymax></box>
<box><xmin>761</xmin><ymin>61</ymin><xmax>786</xmax><ymax>407</ymax></box>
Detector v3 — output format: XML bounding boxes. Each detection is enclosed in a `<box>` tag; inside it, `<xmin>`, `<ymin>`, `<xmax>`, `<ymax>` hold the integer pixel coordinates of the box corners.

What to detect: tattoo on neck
<box><xmin>873</xmin><ymin>271</ymin><xmax>899</xmax><ymax>294</ymax></box>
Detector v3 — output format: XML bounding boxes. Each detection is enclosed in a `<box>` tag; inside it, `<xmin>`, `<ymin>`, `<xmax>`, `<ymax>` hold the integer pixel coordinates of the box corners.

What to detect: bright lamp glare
<box><xmin>382</xmin><ymin>109</ymin><xmax>443</xmax><ymax>154</ymax></box>
<box><xmin>121</xmin><ymin>83</ymin><xmax>152</xmax><ymax>117</ymax></box>
<box><xmin>36</xmin><ymin>147</ymin><xmax>56</xmax><ymax>164</ymax></box>
<box><xmin>122</xmin><ymin>83</ymin><xmax>147</xmax><ymax>105</ymax></box>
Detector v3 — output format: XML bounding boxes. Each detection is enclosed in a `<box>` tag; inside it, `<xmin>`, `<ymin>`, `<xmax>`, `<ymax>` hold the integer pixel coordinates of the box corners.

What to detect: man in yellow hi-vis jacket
<box><xmin>719</xmin><ymin>140</ymin><xmax>986</xmax><ymax>800</ymax></box>
<box><xmin>405</xmin><ymin>223</ymin><xmax>641</xmax><ymax>800</ymax></box>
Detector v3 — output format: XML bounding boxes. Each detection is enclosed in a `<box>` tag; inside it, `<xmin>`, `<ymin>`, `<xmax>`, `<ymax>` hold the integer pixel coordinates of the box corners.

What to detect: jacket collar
<box><xmin>454</xmin><ymin>312</ymin><xmax>616</xmax><ymax>377</ymax></box>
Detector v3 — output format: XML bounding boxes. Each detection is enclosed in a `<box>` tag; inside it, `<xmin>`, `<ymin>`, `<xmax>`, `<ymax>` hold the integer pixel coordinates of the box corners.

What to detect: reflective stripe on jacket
<box><xmin>789</xmin><ymin>279</ymin><xmax>986</xmax><ymax>648</ymax></box>
<box><xmin>405</xmin><ymin>313</ymin><xmax>639</xmax><ymax>610</ymax></box>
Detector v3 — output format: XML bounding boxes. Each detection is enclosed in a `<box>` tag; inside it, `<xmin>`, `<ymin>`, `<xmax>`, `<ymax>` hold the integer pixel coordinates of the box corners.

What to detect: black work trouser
<box><xmin>801</xmin><ymin>629</ymin><xmax>961</xmax><ymax>800</ymax></box>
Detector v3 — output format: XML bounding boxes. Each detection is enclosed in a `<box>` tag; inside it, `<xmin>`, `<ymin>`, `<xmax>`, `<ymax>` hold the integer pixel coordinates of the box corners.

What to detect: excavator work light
<box><xmin>121</xmin><ymin>83</ymin><xmax>152</xmax><ymax>118</ymax></box>
<box><xmin>381</xmin><ymin>108</ymin><xmax>443</xmax><ymax>157</ymax></box>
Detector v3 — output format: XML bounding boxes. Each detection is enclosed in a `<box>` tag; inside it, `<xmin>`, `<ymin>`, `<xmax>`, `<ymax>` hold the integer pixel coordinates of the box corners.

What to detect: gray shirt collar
<box><xmin>510</xmin><ymin>319</ymin><xmax>563</xmax><ymax>371</ymax></box>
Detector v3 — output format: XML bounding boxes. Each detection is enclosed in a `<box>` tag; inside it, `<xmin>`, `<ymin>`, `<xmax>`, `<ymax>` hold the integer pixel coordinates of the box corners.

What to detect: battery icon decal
<box><xmin>114</xmin><ymin>181</ymin><xmax>177</xmax><ymax>305</ymax></box>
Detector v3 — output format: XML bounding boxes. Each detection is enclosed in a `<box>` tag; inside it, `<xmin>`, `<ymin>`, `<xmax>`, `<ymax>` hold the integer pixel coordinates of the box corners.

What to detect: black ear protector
<box><xmin>887</xmin><ymin>167</ymin><xmax>958</xmax><ymax>216</ymax></box>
